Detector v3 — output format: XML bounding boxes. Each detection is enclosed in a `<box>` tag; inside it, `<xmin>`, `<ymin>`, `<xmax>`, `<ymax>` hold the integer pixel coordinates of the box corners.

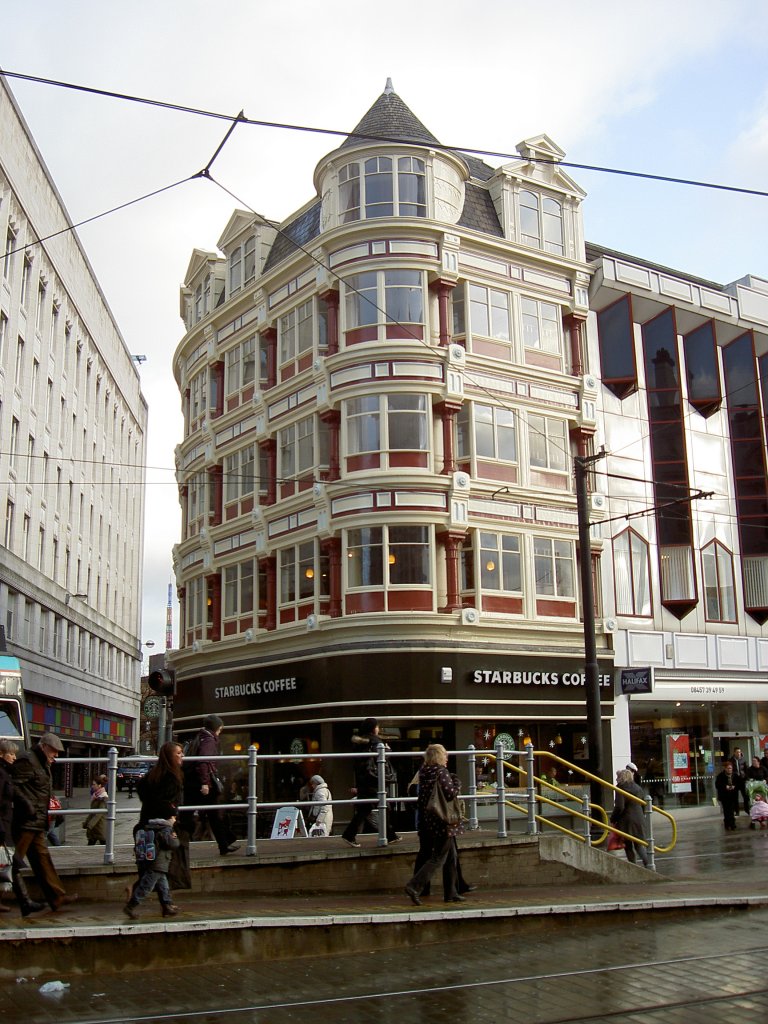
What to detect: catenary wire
<box><xmin>1</xmin><ymin>74</ymin><xmax>764</xmax><ymax>534</ymax></box>
<box><xmin>3</xmin><ymin>67</ymin><xmax>768</xmax><ymax>198</ymax></box>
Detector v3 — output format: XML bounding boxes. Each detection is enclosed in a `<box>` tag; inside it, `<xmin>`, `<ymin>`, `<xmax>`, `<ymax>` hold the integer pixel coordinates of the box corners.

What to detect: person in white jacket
<box><xmin>307</xmin><ymin>775</ymin><xmax>333</xmax><ymax>837</ymax></box>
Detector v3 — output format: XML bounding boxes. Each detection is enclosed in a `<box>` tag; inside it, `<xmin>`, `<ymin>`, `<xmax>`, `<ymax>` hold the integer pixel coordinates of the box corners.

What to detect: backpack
<box><xmin>134</xmin><ymin>828</ymin><xmax>156</xmax><ymax>862</ymax></box>
<box><xmin>366</xmin><ymin>754</ymin><xmax>396</xmax><ymax>785</ymax></box>
<box><xmin>183</xmin><ymin>733</ymin><xmax>201</xmax><ymax>758</ymax></box>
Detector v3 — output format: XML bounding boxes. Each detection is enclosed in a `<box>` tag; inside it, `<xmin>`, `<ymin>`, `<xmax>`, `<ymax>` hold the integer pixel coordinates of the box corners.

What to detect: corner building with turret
<box><xmin>171</xmin><ymin>83</ymin><xmax>613</xmax><ymax>801</ymax></box>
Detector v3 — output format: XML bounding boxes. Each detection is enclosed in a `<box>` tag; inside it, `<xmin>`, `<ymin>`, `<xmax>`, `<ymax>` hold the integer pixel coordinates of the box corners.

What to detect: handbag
<box><xmin>0</xmin><ymin>844</ymin><xmax>13</xmax><ymax>885</ymax></box>
<box><xmin>426</xmin><ymin>777</ymin><xmax>464</xmax><ymax>827</ymax></box>
<box><xmin>209</xmin><ymin>772</ymin><xmax>224</xmax><ymax>797</ymax></box>
<box><xmin>607</xmin><ymin>829</ymin><xmax>625</xmax><ymax>851</ymax></box>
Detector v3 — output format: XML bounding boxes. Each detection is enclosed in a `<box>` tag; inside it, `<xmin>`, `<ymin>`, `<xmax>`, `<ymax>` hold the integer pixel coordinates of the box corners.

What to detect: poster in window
<box><xmin>666</xmin><ymin>733</ymin><xmax>691</xmax><ymax>794</ymax></box>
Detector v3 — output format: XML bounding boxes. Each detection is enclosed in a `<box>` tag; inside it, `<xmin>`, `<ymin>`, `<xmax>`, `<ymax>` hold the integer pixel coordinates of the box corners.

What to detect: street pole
<box><xmin>575</xmin><ymin>451</ymin><xmax>606</xmax><ymax>805</ymax></box>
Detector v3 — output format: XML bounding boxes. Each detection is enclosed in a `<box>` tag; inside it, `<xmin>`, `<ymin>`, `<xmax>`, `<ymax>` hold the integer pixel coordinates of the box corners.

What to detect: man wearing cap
<box><xmin>11</xmin><ymin>732</ymin><xmax>78</xmax><ymax>915</ymax></box>
<box><xmin>179</xmin><ymin>715</ymin><xmax>239</xmax><ymax>855</ymax></box>
<box><xmin>341</xmin><ymin>718</ymin><xmax>400</xmax><ymax>847</ymax></box>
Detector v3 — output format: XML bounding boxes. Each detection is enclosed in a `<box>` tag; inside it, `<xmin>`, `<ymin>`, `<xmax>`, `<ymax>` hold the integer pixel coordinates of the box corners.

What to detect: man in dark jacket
<box><xmin>179</xmin><ymin>715</ymin><xmax>239</xmax><ymax>855</ymax></box>
<box><xmin>341</xmin><ymin>717</ymin><xmax>400</xmax><ymax>847</ymax></box>
<box><xmin>11</xmin><ymin>732</ymin><xmax>78</xmax><ymax>915</ymax></box>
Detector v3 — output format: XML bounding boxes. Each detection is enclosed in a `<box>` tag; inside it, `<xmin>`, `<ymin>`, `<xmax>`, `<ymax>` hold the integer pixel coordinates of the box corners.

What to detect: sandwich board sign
<box><xmin>271</xmin><ymin>805</ymin><xmax>309</xmax><ymax>839</ymax></box>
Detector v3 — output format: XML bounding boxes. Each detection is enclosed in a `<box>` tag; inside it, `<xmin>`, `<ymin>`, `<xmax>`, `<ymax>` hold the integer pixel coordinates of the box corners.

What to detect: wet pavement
<box><xmin>2</xmin><ymin>803</ymin><xmax>768</xmax><ymax>1022</ymax></box>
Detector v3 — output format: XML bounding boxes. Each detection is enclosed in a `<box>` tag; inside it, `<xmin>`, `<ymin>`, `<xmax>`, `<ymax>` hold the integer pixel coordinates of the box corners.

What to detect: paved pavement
<box><xmin>2</xmin><ymin>799</ymin><xmax>768</xmax><ymax>1022</ymax></box>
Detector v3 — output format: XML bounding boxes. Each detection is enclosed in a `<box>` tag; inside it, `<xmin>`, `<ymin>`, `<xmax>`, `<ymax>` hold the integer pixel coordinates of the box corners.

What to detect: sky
<box><xmin>3</xmin><ymin>0</ymin><xmax>768</xmax><ymax>648</ymax></box>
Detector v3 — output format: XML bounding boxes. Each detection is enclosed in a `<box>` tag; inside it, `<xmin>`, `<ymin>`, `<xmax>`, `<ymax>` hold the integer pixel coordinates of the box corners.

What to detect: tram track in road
<box><xmin>11</xmin><ymin>918</ymin><xmax>768</xmax><ymax>1024</ymax></box>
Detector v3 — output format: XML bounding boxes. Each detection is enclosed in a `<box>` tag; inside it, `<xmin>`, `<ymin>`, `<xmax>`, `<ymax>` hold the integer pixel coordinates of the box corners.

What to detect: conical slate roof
<box><xmin>341</xmin><ymin>78</ymin><xmax>441</xmax><ymax>149</ymax></box>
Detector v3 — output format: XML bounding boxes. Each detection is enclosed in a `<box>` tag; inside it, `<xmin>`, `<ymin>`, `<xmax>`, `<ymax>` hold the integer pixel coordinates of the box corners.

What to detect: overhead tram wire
<box><xmin>3</xmin><ymin>175</ymin><xmax>198</xmax><ymax>262</ymax></box>
<box><xmin>3</xmin><ymin>67</ymin><xmax>768</xmax><ymax>199</ymax></box>
<box><xmin>4</xmin><ymin>69</ymin><xmax>765</xmax><ymax>497</ymax></box>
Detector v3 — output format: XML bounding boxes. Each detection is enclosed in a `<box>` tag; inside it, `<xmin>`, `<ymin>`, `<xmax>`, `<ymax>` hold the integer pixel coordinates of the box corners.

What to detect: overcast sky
<box><xmin>3</xmin><ymin>1</ymin><xmax>768</xmax><ymax>649</ymax></box>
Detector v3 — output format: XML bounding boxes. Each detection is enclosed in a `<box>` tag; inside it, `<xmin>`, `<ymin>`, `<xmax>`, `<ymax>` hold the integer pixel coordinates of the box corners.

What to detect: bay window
<box><xmin>702</xmin><ymin>540</ymin><xmax>736</xmax><ymax>622</ymax></box>
<box><xmin>534</xmin><ymin>538</ymin><xmax>575</xmax><ymax>599</ymax></box>
<box><xmin>346</xmin><ymin>525</ymin><xmax>430</xmax><ymax>588</ymax></box>
<box><xmin>224</xmin><ymin>559</ymin><xmax>255</xmax><ymax>618</ymax></box>
<box><xmin>521</xmin><ymin>297</ymin><xmax>563</xmax><ymax>369</ymax></box>
<box><xmin>278</xmin><ymin>414</ymin><xmax>329</xmax><ymax>494</ymax></box>
<box><xmin>613</xmin><ymin>529</ymin><xmax>651</xmax><ymax>616</ymax></box>
<box><xmin>344</xmin><ymin>269</ymin><xmax>424</xmax><ymax>343</ymax></box>
<box><xmin>528</xmin><ymin>414</ymin><xmax>568</xmax><ymax>483</ymax></box>
<box><xmin>346</xmin><ymin>393</ymin><xmax>429</xmax><ymax>471</ymax></box>
<box><xmin>278</xmin><ymin>540</ymin><xmax>330</xmax><ymax>622</ymax></box>
<box><xmin>339</xmin><ymin>155</ymin><xmax>426</xmax><ymax>223</ymax></box>
<box><xmin>457</xmin><ymin>402</ymin><xmax>517</xmax><ymax>483</ymax></box>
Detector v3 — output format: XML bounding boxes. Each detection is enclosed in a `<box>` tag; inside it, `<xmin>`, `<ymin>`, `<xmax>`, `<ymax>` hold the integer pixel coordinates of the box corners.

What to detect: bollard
<box><xmin>376</xmin><ymin>742</ymin><xmax>388</xmax><ymax>847</ymax></box>
<box><xmin>525</xmin><ymin>743</ymin><xmax>537</xmax><ymax>836</ymax></box>
<box><xmin>104</xmin><ymin>747</ymin><xmax>118</xmax><ymax>865</ymax></box>
<box><xmin>582</xmin><ymin>792</ymin><xmax>592</xmax><ymax>845</ymax></box>
<box><xmin>246</xmin><ymin>744</ymin><xmax>258</xmax><ymax>856</ymax></box>
<box><xmin>495</xmin><ymin>739</ymin><xmax>507</xmax><ymax>838</ymax></box>
<box><xmin>645</xmin><ymin>795</ymin><xmax>656</xmax><ymax>871</ymax></box>
<box><xmin>467</xmin><ymin>745</ymin><xmax>478</xmax><ymax>831</ymax></box>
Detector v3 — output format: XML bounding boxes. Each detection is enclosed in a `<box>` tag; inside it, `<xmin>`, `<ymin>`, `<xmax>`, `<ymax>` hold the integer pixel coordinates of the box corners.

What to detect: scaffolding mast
<box><xmin>165</xmin><ymin>582</ymin><xmax>173</xmax><ymax>650</ymax></box>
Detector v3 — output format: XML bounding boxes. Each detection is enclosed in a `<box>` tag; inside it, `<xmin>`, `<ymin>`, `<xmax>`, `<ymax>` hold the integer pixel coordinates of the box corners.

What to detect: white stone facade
<box><xmin>0</xmin><ymin>78</ymin><xmax>147</xmax><ymax>751</ymax></box>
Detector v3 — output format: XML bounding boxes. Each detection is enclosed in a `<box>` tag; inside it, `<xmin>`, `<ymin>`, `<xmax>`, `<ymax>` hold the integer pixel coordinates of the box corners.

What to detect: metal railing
<box><xmin>45</xmin><ymin>742</ymin><xmax>676</xmax><ymax>868</ymax></box>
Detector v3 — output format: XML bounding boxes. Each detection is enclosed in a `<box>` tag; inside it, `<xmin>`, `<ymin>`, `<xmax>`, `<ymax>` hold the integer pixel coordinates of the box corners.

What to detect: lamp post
<box><xmin>575</xmin><ymin>451</ymin><xmax>605</xmax><ymax>807</ymax></box>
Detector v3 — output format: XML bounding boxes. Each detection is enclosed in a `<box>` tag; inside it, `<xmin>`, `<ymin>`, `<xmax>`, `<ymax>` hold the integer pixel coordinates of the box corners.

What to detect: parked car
<box><xmin>117</xmin><ymin>761</ymin><xmax>150</xmax><ymax>792</ymax></box>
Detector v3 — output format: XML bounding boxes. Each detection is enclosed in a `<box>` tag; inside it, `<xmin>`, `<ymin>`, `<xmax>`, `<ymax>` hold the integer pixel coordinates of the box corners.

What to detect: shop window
<box><xmin>613</xmin><ymin>528</ymin><xmax>651</xmax><ymax>617</ymax></box>
<box><xmin>702</xmin><ymin>540</ymin><xmax>736</xmax><ymax>623</ymax></box>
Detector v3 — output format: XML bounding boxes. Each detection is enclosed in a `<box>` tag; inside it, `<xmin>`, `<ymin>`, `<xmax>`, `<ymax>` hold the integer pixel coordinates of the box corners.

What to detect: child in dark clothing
<box><xmin>124</xmin><ymin>815</ymin><xmax>181</xmax><ymax>919</ymax></box>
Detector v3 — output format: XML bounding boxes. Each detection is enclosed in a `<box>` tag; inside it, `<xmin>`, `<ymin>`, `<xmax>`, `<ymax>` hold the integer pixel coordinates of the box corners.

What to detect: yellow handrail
<box><xmin>483</xmin><ymin>750</ymin><xmax>677</xmax><ymax>853</ymax></box>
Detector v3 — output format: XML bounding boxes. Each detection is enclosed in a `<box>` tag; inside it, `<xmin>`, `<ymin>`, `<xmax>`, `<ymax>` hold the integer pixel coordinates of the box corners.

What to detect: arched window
<box><xmin>613</xmin><ymin>529</ymin><xmax>651</xmax><ymax>616</ymax></box>
<box><xmin>702</xmin><ymin>540</ymin><xmax>736</xmax><ymax>622</ymax></box>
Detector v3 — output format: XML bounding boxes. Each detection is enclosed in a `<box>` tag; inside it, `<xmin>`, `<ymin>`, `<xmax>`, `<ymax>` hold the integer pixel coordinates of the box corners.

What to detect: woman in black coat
<box><xmin>611</xmin><ymin>768</ymin><xmax>649</xmax><ymax>866</ymax></box>
<box><xmin>136</xmin><ymin>742</ymin><xmax>184</xmax><ymax>826</ymax></box>
<box><xmin>405</xmin><ymin>744</ymin><xmax>463</xmax><ymax>904</ymax></box>
<box><xmin>0</xmin><ymin>739</ymin><xmax>22</xmax><ymax>913</ymax></box>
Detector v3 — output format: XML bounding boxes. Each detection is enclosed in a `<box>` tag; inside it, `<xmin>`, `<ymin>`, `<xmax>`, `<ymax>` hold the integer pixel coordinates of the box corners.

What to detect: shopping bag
<box><xmin>607</xmin><ymin>830</ymin><xmax>625</xmax><ymax>852</ymax></box>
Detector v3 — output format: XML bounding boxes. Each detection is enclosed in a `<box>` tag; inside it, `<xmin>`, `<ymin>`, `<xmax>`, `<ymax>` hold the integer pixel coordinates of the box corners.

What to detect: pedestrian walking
<box><xmin>123</xmin><ymin>814</ymin><xmax>181</xmax><ymax>918</ymax></box>
<box><xmin>715</xmin><ymin>760</ymin><xmax>739</xmax><ymax>831</ymax></box>
<box><xmin>178</xmin><ymin>715</ymin><xmax>239</xmax><ymax>855</ymax></box>
<box><xmin>0</xmin><ymin>739</ymin><xmax>39</xmax><ymax>914</ymax></box>
<box><xmin>405</xmin><ymin>744</ymin><xmax>464</xmax><ymax>905</ymax></box>
<box><xmin>83</xmin><ymin>776</ymin><xmax>108</xmax><ymax>845</ymax></box>
<box><xmin>610</xmin><ymin>769</ymin><xmax>649</xmax><ymax>867</ymax></box>
<box><xmin>341</xmin><ymin>718</ymin><xmax>400</xmax><ymax>847</ymax></box>
<box><xmin>730</xmin><ymin>748</ymin><xmax>750</xmax><ymax>814</ymax></box>
<box><xmin>10</xmin><ymin>732</ymin><xmax>78</xmax><ymax>914</ymax></box>
<box><xmin>136</xmin><ymin>742</ymin><xmax>184</xmax><ymax>825</ymax></box>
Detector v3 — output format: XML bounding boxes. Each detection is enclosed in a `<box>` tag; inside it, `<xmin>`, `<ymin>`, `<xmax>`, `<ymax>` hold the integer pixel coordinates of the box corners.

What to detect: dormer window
<box><xmin>520</xmin><ymin>190</ymin><xmax>563</xmax><ymax>255</ymax></box>
<box><xmin>339</xmin><ymin>156</ymin><xmax>426</xmax><ymax>223</ymax></box>
<box><xmin>228</xmin><ymin>234</ymin><xmax>257</xmax><ymax>296</ymax></box>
